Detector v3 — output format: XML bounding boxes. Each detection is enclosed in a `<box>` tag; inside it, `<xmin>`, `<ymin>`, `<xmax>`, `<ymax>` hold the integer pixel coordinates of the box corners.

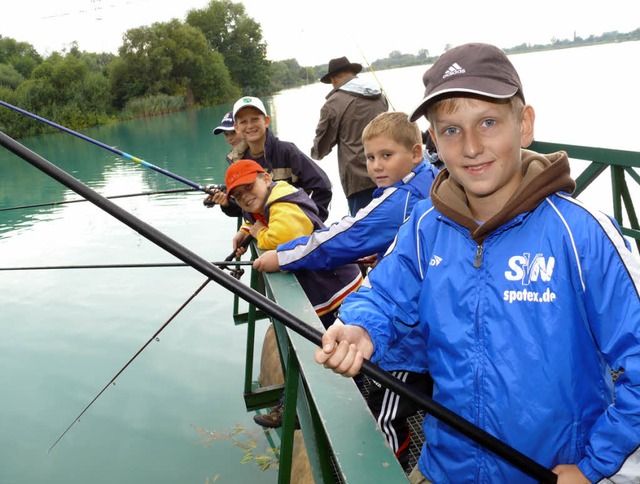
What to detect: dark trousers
<box><xmin>366</xmin><ymin>370</ymin><xmax>433</xmax><ymax>457</ymax></box>
<box><xmin>347</xmin><ymin>187</ymin><xmax>376</xmax><ymax>216</ymax></box>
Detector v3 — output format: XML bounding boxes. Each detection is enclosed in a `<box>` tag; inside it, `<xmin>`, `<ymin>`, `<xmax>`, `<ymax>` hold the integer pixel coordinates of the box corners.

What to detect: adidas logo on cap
<box><xmin>443</xmin><ymin>63</ymin><xmax>465</xmax><ymax>79</ymax></box>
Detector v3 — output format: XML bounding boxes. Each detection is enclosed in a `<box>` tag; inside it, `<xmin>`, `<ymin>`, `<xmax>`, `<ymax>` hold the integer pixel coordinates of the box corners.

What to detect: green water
<box><xmin>0</xmin><ymin>106</ymin><xmax>279</xmax><ymax>483</ymax></box>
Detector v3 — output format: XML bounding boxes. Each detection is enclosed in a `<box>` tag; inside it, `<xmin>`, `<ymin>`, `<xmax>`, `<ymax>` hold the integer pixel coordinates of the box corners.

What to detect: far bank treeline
<box><xmin>0</xmin><ymin>0</ymin><xmax>314</xmax><ymax>139</ymax></box>
<box><xmin>1</xmin><ymin>0</ymin><xmax>639</xmax><ymax>139</ymax></box>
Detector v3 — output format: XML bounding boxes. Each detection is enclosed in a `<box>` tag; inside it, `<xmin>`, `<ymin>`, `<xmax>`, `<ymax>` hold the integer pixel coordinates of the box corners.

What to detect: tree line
<box><xmin>0</xmin><ymin>0</ymin><xmax>273</xmax><ymax>138</ymax></box>
<box><xmin>1</xmin><ymin>1</ymin><xmax>638</xmax><ymax>139</ymax></box>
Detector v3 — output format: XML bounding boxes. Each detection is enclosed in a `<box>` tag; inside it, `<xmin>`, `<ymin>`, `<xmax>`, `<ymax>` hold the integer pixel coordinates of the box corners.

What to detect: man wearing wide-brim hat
<box><xmin>319</xmin><ymin>56</ymin><xmax>363</xmax><ymax>83</ymax></box>
<box><xmin>312</xmin><ymin>56</ymin><xmax>389</xmax><ymax>216</ymax></box>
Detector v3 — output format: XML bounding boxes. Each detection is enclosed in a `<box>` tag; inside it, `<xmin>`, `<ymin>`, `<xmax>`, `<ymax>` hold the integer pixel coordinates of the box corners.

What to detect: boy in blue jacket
<box><xmin>253</xmin><ymin>111</ymin><xmax>439</xmax><ymax>463</ymax></box>
<box><xmin>252</xmin><ymin>111</ymin><xmax>438</xmax><ymax>274</ymax></box>
<box><xmin>315</xmin><ymin>43</ymin><xmax>640</xmax><ymax>483</ymax></box>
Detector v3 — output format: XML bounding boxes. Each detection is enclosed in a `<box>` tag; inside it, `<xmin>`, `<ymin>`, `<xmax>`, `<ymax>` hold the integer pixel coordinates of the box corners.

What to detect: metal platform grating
<box><xmin>359</xmin><ymin>375</ymin><xmax>426</xmax><ymax>476</ymax></box>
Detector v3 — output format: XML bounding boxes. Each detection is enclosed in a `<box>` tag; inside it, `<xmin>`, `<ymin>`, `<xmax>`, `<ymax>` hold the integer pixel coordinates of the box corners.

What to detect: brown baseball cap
<box><xmin>409</xmin><ymin>43</ymin><xmax>524</xmax><ymax>122</ymax></box>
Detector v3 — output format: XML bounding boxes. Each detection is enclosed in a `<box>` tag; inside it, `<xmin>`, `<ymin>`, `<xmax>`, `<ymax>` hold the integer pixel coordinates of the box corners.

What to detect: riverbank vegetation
<box><xmin>0</xmin><ymin>0</ymin><xmax>638</xmax><ymax>139</ymax></box>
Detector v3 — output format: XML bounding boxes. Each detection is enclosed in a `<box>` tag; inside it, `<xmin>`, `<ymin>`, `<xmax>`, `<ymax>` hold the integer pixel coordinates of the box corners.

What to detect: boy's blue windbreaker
<box><xmin>276</xmin><ymin>158</ymin><xmax>438</xmax><ymax>271</ymax></box>
<box><xmin>339</xmin><ymin>150</ymin><xmax>640</xmax><ymax>482</ymax></box>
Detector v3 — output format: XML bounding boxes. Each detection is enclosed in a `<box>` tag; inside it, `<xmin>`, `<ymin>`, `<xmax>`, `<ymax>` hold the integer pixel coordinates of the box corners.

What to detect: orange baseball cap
<box><xmin>225</xmin><ymin>159</ymin><xmax>266</xmax><ymax>199</ymax></box>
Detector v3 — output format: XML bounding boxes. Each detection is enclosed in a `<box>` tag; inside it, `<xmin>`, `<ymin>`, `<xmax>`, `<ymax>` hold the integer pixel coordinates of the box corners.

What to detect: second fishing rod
<box><xmin>0</xmin><ymin>99</ymin><xmax>225</xmax><ymax>196</ymax></box>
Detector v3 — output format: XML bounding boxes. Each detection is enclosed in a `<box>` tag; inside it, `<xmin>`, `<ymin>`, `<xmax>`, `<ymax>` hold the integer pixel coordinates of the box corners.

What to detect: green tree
<box><xmin>0</xmin><ymin>36</ymin><xmax>42</xmax><ymax>78</ymax></box>
<box><xmin>0</xmin><ymin>63</ymin><xmax>25</xmax><ymax>89</ymax></box>
<box><xmin>269</xmin><ymin>58</ymin><xmax>312</xmax><ymax>91</ymax></box>
<box><xmin>186</xmin><ymin>0</ymin><xmax>271</xmax><ymax>95</ymax></box>
<box><xmin>110</xmin><ymin>19</ymin><xmax>239</xmax><ymax>109</ymax></box>
<box><xmin>10</xmin><ymin>50</ymin><xmax>112</xmax><ymax>136</ymax></box>
<box><xmin>0</xmin><ymin>85</ymin><xmax>22</xmax><ymax>137</ymax></box>
<box><xmin>78</xmin><ymin>50</ymin><xmax>117</xmax><ymax>77</ymax></box>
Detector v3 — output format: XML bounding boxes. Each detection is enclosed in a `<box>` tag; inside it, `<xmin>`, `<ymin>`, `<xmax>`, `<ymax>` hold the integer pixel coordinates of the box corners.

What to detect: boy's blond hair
<box><xmin>362</xmin><ymin>111</ymin><xmax>421</xmax><ymax>151</ymax></box>
<box><xmin>426</xmin><ymin>95</ymin><xmax>525</xmax><ymax>126</ymax></box>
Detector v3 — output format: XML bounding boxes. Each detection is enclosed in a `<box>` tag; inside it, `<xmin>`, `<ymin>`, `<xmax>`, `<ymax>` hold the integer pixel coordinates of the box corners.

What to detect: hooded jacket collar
<box><xmin>431</xmin><ymin>149</ymin><xmax>575</xmax><ymax>244</ymax></box>
<box><xmin>328</xmin><ymin>76</ymin><xmax>383</xmax><ymax>99</ymax></box>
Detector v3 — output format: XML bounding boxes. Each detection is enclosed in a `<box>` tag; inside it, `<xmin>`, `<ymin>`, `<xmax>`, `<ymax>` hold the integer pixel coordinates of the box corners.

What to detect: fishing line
<box><xmin>0</xmin><ymin>261</ymin><xmax>254</xmax><ymax>271</ymax></box>
<box><xmin>0</xmin><ymin>132</ymin><xmax>556</xmax><ymax>483</ymax></box>
<box><xmin>0</xmin><ymin>238</ymin><xmax>255</xmax><ymax>278</ymax></box>
<box><xmin>46</xmin><ymin>277</ymin><xmax>212</xmax><ymax>454</ymax></box>
<box><xmin>42</xmin><ymin>234</ymin><xmax>256</xmax><ymax>452</ymax></box>
<box><xmin>0</xmin><ymin>188</ymin><xmax>196</xmax><ymax>213</ymax></box>
<box><xmin>0</xmin><ymin>100</ymin><xmax>220</xmax><ymax>194</ymax></box>
<box><xmin>351</xmin><ymin>38</ymin><xmax>396</xmax><ymax>111</ymax></box>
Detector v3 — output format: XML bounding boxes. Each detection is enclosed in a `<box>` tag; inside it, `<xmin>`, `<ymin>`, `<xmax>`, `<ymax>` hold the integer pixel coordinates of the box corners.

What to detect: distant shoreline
<box><xmin>360</xmin><ymin>31</ymin><xmax>639</xmax><ymax>74</ymax></box>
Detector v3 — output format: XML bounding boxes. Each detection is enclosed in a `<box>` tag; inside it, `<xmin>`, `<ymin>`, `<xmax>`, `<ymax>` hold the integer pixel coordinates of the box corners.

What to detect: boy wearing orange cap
<box><xmin>226</xmin><ymin>158</ymin><xmax>362</xmax><ymax>428</ymax></box>
<box><xmin>226</xmin><ymin>158</ymin><xmax>362</xmax><ymax>328</ymax></box>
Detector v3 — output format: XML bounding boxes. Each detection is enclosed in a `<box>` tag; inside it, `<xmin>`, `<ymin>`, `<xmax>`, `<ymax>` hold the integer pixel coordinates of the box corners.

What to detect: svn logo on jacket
<box><xmin>503</xmin><ymin>253</ymin><xmax>557</xmax><ymax>304</ymax></box>
<box><xmin>505</xmin><ymin>253</ymin><xmax>555</xmax><ymax>284</ymax></box>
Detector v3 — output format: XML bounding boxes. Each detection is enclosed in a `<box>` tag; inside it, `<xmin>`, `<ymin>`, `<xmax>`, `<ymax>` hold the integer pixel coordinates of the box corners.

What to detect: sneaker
<box><xmin>253</xmin><ymin>403</ymin><xmax>301</xmax><ymax>429</ymax></box>
<box><xmin>253</xmin><ymin>403</ymin><xmax>284</xmax><ymax>428</ymax></box>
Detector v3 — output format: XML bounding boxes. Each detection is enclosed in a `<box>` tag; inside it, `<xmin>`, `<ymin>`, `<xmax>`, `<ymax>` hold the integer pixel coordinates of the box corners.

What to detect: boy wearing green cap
<box><xmin>232</xmin><ymin>96</ymin><xmax>333</xmax><ymax>222</ymax></box>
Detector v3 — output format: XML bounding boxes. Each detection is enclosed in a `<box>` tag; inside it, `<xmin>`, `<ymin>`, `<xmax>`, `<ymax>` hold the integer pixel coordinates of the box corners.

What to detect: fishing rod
<box><xmin>0</xmin><ymin>100</ymin><xmax>222</xmax><ymax>194</ymax></box>
<box><xmin>0</xmin><ymin>236</ymin><xmax>253</xmax><ymax>278</ymax></box>
<box><xmin>48</xmin><ymin>277</ymin><xmax>212</xmax><ymax>453</ymax></box>
<box><xmin>0</xmin><ymin>132</ymin><xmax>557</xmax><ymax>483</ymax></box>
<box><xmin>217</xmin><ymin>235</ymin><xmax>255</xmax><ymax>278</ymax></box>
<box><xmin>0</xmin><ymin>188</ymin><xmax>196</xmax><ymax>213</ymax></box>
<box><xmin>41</xmin><ymin>234</ymin><xmax>255</xmax><ymax>453</ymax></box>
<box><xmin>351</xmin><ymin>39</ymin><xmax>396</xmax><ymax>111</ymax></box>
<box><xmin>0</xmin><ymin>261</ymin><xmax>254</xmax><ymax>271</ymax></box>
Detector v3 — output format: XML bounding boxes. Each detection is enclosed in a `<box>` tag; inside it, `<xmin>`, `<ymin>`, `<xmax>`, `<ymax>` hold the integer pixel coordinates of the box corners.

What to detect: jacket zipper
<box><xmin>474</xmin><ymin>242</ymin><xmax>484</xmax><ymax>481</ymax></box>
<box><xmin>474</xmin><ymin>244</ymin><xmax>483</xmax><ymax>268</ymax></box>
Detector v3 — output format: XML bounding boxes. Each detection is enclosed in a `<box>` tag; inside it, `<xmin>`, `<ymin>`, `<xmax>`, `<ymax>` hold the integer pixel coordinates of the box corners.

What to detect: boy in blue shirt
<box><xmin>253</xmin><ymin>111</ymin><xmax>439</xmax><ymax>462</ymax></box>
<box><xmin>253</xmin><ymin>111</ymin><xmax>438</xmax><ymax>274</ymax></box>
<box><xmin>315</xmin><ymin>43</ymin><xmax>640</xmax><ymax>483</ymax></box>
<box><xmin>204</xmin><ymin>111</ymin><xmax>245</xmax><ymax>217</ymax></box>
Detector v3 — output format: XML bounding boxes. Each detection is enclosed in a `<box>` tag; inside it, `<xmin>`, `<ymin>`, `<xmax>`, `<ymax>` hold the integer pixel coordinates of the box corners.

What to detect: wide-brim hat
<box><xmin>320</xmin><ymin>56</ymin><xmax>363</xmax><ymax>84</ymax></box>
<box><xmin>212</xmin><ymin>111</ymin><xmax>234</xmax><ymax>135</ymax></box>
<box><xmin>225</xmin><ymin>159</ymin><xmax>266</xmax><ymax>200</ymax></box>
<box><xmin>409</xmin><ymin>43</ymin><xmax>524</xmax><ymax>122</ymax></box>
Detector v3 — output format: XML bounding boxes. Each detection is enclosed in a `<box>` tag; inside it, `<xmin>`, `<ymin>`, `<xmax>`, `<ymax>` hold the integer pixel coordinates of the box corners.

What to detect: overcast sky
<box><xmin>1</xmin><ymin>0</ymin><xmax>638</xmax><ymax>66</ymax></box>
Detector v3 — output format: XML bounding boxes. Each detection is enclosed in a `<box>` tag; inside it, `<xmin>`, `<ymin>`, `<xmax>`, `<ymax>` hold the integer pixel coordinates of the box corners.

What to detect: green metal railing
<box><xmin>233</xmin><ymin>246</ymin><xmax>407</xmax><ymax>483</ymax></box>
<box><xmin>530</xmin><ymin>141</ymin><xmax>640</xmax><ymax>250</ymax></box>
